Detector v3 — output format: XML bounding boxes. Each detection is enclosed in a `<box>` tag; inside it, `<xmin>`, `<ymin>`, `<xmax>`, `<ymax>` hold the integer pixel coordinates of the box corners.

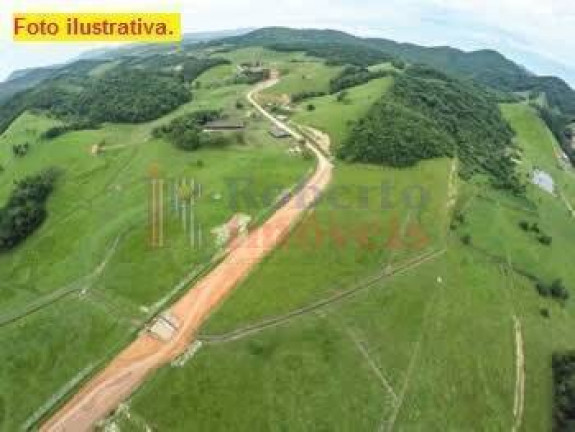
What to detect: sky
<box><xmin>1</xmin><ymin>0</ymin><xmax>575</xmax><ymax>86</ymax></box>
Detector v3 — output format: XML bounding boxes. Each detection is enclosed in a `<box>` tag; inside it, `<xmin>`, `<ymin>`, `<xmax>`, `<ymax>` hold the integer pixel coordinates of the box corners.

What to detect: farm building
<box><xmin>203</xmin><ymin>120</ymin><xmax>245</xmax><ymax>131</ymax></box>
<box><xmin>149</xmin><ymin>312</ymin><xmax>180</xmax><ymax>341</ymax></box>
<box><xmin>269</xmin><ymin>127</ymin><xmax>291</xmax><ymax>139</ymax></box>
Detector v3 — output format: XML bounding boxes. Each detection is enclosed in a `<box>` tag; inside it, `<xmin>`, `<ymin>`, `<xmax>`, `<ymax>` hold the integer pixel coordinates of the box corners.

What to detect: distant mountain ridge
<box><xmin>220</xmin><ymin>27</ymin><xmax>575</xmax><ymax>116</ymax></box>
<box><xmin>0</xmin><ymin>28</ymin><xmax>253</xmax><ymax>104</ymax></box>
<box><xmin>2</xmin><ymin>27</ymin><xmax>575</xmax><ymax>117</ymax></box>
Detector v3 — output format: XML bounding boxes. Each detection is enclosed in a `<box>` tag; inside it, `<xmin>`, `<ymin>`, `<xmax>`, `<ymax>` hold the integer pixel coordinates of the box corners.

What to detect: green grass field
<box><xmin>202</xmin><ymin>158</ymin><xmax>452</xmax><ymax>335</ymax></box>
<box><xmin>262</xmin><ymin>61</ymin><xmax>342</xmax><ymax>97</ymax></box>
<box><xmin>121</xmin><ymin>242</ymin><xmax>552</xmax><ymax>431</ymax></box>
<box><xmin>0</xmin><ymin>296</ymin><xmax>131</xmax><ymax>430</ymax></box>
<box><xmin>292</xmin><ymin>77</ymin><xmax>394</xmax><ymax>146</ymax></box>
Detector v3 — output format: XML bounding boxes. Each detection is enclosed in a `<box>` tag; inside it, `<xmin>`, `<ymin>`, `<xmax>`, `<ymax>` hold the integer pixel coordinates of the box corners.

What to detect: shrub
<box><xmin>550</xmin><ymin>279</ymin><xmax>570</xmax><ymax>302</ymax></box>
<box><xmin>42</xmin><ymin>120</ymin><xmax>99</xmax><ymax>139</ymax></box>
<box><xmin>461</xmin><ymin>234</ymin><xmax>472</xmax><ymax>245</ymax></box>
<box><xmin>291</xmin><ymin>91</ymin><xmax>326</xmax><ymax>103</ymax></box>
<box><xmin>538</xmin><ymin>235</ymin><xmax>553</xmax><ymax>246</ymax></box>
<box><xmin>12</xmin><ymin>143</ymin><xmax>29</xmax><ymax>157</ymax></box>
<box><xmin>536</xmin><ymin>279</ymin><xmax>570</xmax><ymax>303</ymax></box>
<box><xmin>306</xmin><ymin>104</ymin><xmax>316</xmax><ymax>111</ymax></box>
<box><xmin>519</xmin><ymin>220</ymin><xmax>530</xmax><ymax>231</ymax></box>
<box><xmin>336</xmin><ymin>91</ymin><xmax>349</xmax><ymax>103</ymax></box>
<box><xmin>536</xmin><ymin>281</ymin><xmax>551</xmax><ymax>297</ymax></box>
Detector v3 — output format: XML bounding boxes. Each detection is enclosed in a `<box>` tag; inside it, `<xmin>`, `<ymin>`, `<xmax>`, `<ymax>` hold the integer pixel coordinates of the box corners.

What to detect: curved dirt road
<box><xmin>42</xmin><ymin>76</ymin><xmax>333</xmax><ymax>431</ymax></box>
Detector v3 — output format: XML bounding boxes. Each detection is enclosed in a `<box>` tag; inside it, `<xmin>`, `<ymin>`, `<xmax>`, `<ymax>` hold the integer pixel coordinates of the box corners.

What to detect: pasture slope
<box><xmin>41</xmin><ymin>70</ymin><xmax>332</xmax><ymax>430</ymax></box>
<box><xmin>0</xmin><ymin>60</ymin><xmax>311</xmax><ymax>430</ymax></box>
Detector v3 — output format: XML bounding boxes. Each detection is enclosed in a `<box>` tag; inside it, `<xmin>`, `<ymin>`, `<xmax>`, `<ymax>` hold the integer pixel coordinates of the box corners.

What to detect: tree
<box><xmin>536</xmin><ymin>281</ymin><xmax>551</xmax><ymax>297</ymax></box>
<box><xmin>518</xmin><ymin>220</ymin><xmax>530</xmax><ymax>231</ymax></box>
<box><xmin>0</xmin><ymin>169</ymin><xmax>59</xmax><ymax>252</ymax></box>
<box><xmin>12</xmin><ymin>143</ymin><xmax>29</xmax><ymax>158</ymax></box>
<box><xmin>550</xmin><ymin>279</ymin><xmax>569</xmax><ymax>302</ymax></box>
<box><xmin>336</xmin><ymin>91</ymin><xmax>349</xmax><ymax>103</ymax></box>
<box><xmin>392</xmin><ymin>59</ymin><xmax>406</xmax><ymax>70</ymax></box>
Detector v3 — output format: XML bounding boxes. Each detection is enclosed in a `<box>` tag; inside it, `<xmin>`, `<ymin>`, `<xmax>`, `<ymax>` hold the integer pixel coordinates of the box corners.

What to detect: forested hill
<box><xmin>219</xmin><ymin>27</ymin><xmax>575</xmax><ymax>116</ymax></box>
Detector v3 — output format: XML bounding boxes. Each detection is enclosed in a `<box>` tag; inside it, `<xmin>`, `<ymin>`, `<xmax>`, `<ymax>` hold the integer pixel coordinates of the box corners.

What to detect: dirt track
<box><xmin>512</xmin><ymin>315</ymin><xmax>525</xmax><ymax>432</ymax></box>
<box><xmin>42</xmin><ymin>76</ymin><xmax>333</xmax><ymax>431</ymax></box>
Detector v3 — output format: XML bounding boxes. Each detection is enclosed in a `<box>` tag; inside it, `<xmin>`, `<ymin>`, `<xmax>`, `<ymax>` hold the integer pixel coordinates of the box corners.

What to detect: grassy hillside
<box><xmin>338</xmin><ymin>69</ymin><xmax>522</xmax><ymax>193</ymax></box>
<box><xmin>118</xmin><ymin>102</ymin><xmax>575</xmax><ymax>432</ymax></box>
<box><xmin>263</xmin><ymin>61</ymin><xmax>342</xmax><ymax>99</ymax></box>
<box><xmin>0</xmin><ymin>62</ymin><xmax>312</xmax><ymax>429</ymax></box>
<box><xmin>203</xmin><ymin>158</ymin><xmax>452</xmax><ymax>335</ymax></box>
<box><xmin>112</xmin><ymin>48</ymin><xmax>575</xmax><ymax>432</ymax></box>
<box><xmin>118</xmin><ymin>244</ymin><xmax>540</xmax><ymax>431</ymax></box>
<box><xmin>292</xmin><ymin>77</ymin><xmax>394</xmax><ymax>146</ymax></box>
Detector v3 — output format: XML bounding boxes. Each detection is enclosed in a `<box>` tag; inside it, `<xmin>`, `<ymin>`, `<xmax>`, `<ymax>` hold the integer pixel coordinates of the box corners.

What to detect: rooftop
<box><xmin>269</xmin><ymin>127</ymin><xmax>291</xmax><ymax>139</ymax></box>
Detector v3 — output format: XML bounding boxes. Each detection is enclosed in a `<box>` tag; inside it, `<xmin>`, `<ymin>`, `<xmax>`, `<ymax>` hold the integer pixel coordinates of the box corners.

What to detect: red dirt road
<box><xmin>42</xmin><ymin>77</ymin><xmax>333</xmax><ymax>431</ymax></box>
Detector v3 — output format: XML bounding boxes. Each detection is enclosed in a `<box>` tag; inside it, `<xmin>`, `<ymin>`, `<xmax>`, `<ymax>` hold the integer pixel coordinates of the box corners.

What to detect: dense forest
<box><xmin>222</xmin><ymin>27</ymin><xmax>575</xmax><ymax>117</ymax></box>
<box><xmin>329</xmin><ymin>66</ymin><xmax>396</xmax><ymax>93</ymax></box>
<box><xmin>0</xmin><ymin>57</ymin><xmax>228</xmax><ymax>135</ymax></box>
<box><xmin>75</xmin><ymin>69</ymin><xmax>191</xmax><ymax>124</ymax></box>
<box><xmin>0</xmin><ymin>169</ymin><xmax>59</xmax><ymax>252</ymax></box>
<box><xmin>553</xmin><ymin>352</ymin><xmax>575</xmax><ymax>431</ymax></box>
<box><xmin>339</xmin><ymin>66</ymin><xmax>523</xmax><ymax>193</ymax></box>
<box><xmin>337</xmin><ymin>100</ymin><xmax>455</xmax><ymax>166</ymax></box>
<box><xmin>220</xmin><ymin>27</ymin><xmax>393</xmax><ymax>67</ymax></box>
